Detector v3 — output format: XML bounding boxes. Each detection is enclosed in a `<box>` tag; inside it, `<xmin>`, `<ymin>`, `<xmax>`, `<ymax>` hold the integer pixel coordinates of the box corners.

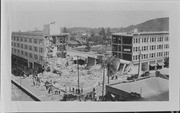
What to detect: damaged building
<box><xmin>111</xmin><ymin>30</ymin><xmax>169</xmax><ymax>76</ymax></box>
<box><xmin>11</xmin><ymin>23</ymin><xmax>70</xmax><ymax>70</ymax></box>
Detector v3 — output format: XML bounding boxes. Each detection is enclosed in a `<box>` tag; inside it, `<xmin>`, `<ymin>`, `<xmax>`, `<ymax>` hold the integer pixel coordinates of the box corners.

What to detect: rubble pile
<box><xmin>42</xmin><ymin>58</ymin><xmax>103</xmax><ymax>90</ymax></box>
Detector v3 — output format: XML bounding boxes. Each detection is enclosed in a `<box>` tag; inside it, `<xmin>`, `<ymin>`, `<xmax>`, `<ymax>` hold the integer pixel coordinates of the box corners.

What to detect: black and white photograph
<box><xmin>1</xmin><ymin>0</ymin><xmax>180</xmax><ymax>112</ymax></box>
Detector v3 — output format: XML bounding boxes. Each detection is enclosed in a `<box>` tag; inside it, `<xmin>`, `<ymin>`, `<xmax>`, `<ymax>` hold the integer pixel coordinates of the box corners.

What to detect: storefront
<box><xmin>34</xmin><ymin>62</ymin><xmax>42</xmax><ymax>70</ymax></box>
<box><xmin>11</xmin><ymin>55</ymin><xmax>28</xmax><ymax>69</ymax></box>
<box><xmin>157</xmin><ymin>60</ymin><xmax>164</xmax><ymax>70</ymax></box>
<box><xmin>141</xmin><ymin>62</ymin><xmax>148</xmax><ymax>72</ymax></box>
<box><xmin>149</xmin><ymin>61</ymin><xmax>156</xmax><ymax>71</ymax></box>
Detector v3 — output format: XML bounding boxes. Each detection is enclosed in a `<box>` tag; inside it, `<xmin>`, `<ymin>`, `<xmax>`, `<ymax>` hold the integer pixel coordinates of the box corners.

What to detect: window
<box><xmin>112</xmin><ymin>36</ymin><xmax>117</xmax><ymax>43</ymax></box>
<box><xmin>34</xmin><ymin>39</ymin><xmax>38</xmax><ymax>44</ymax></box>
<box><xmin>34</xmin><ymin>54</ymin><xmax>38</xmax><ymax>60</ymax></box>
<box><xmin>39</xmin><ymin>39</ymin><xmax>43</xmax><ymax>45</ymax></box>
<box><xmin>17</xmin><ymin>50</ymin><xmax>20</xmax><ymax>54</ymax></box>
<box><xmin>11</xmin><ymin>42</ymin><xmax>13</xmax><ymax>46</ymax></box>
<box><xmin>144</xmin><ymin>38</ymin><xmax>146</xmax><ymax>42</ymax></box>
<box><xmin>39</xmin><ymin>47</ymin><xmax>44</xmax><ymax>53</ymax></box>
<box><xmin>21</xmin><ymin>44</ymin><xmax>23</xmax><ymax>49</ymax></box>
<box><xmin>153</xmin><ymin>45</ymin><xmax>156</xmax><ymax>50</ymax></box>
<box><xmin>157</xmin><ymin>45</ymin><xmax>163</xmax><ymax>50</ymax></box>
<box><xmin>28</xmin><ymin>38</ymin><xmax>32</xmax><ymax>43</ymax></box>
<box><xmin>39</xmin><ymin>55</ymin><xmax>43</xmax><ymax>61</ymax></box>
<box><xmin>14</xmin><ymin>43</ymin><xmax>16</xmax><ymax>47</ymax></box>
<box><xmin>143</xmin><ymin>46</ymin><xmax>146</xmax><ymax>51</ymax></box>
<box><xmin>25</xmin><ymin>45</ymin><xmax>28</xmax><ymax>49</ymax></box>
<box><xmin>20</xmin><ymin>37</ymin><xmax>23</xmax><ymax>42</ymax></box>
<box><xmin>29</xmin><ymin>45</ymin><xmax>32</xmax><ymax>51</ymax></box>
<box><xmin>17</xmin><ymin>43</ymin><xmax>20</xmax><ymax>48</ymax></box>
<box><xmin>17</xmin><ymin>37</ymin><xmax>19</xmax><ymax>41</ymax></box>
<box><xmin>25</xmin><ymin>52</ymin><xmax>28</xmax><ymax>57</ymax></box>
<box><xmin>135</xmin><ymin>38</ymin><xmax>137</xmax><ymax>43</ymax></box>
<box><xmin>34</xmin><ymin>46</ymin><xmax>38</xmax><ymax>52</ymax></box>
<box><xmin>138</xmin><ymin>38</ymin><xmax>140</xmax><ymax>43</ymax></box>
<box><xmin>112</xmin><ymin>45</ymin><xmax>118</xmax><ymax>51</ymax></box>
<box><xmin>165</xmin><ymin>36</ymin><xmax>169</xmax><ymax>41</ymax></box>
<box><xmin>143</xmin><ymin>54</ymin><xmax>146</xmax><ymax>59</ymax></box>
<box><xmin>14</xmin><ymin>49</ymin><xmax>16</xmax><ymax>53</ymax></box>
<box><xmin>132</xmin><ymin>47</ymin><xmax>136</xmax><ymax>52</ymax></box>
<box><xmin>164</xmin><ymin>44</ymin><xmax>169</xmax><ymax>49</ymax></box>
<box><xmin>21</xmin><ymin>50</ymin><xmax>24</xmax><ymax>55</ymax></box>
<box><xmin>29</xmin><ymin>53</ymin><xmax>33</xmax><ymax>58</ymax></box>
<box><xmin>24</xmin><ymin>38</ymin><xmax>27</xmax><ymax>42</ymax></box>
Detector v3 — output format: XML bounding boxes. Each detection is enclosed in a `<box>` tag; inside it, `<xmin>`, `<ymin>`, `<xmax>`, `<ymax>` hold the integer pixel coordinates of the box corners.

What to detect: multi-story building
<box><xmin>111</xmin><ymin>31</ymin><xmax>169</xmax><ymax>74</ymax></box>
<box><xmin>11</xmin><ymin>30</ymin><xmax>45</xmax><ymax>69</ymax></box>
<box><xmin>11</xmin><ymin>24</ymin><xmax>69</xmax><ymax>70</ymax></box>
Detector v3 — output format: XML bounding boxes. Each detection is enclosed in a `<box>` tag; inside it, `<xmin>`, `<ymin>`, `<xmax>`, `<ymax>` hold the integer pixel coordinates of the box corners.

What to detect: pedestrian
<box><xmin>72</xmin><ymin>87</ymin><xmax>74</xmax><ymax>92</ymax></box>
<box><xmin>33</xmin><ymin>77</ymin><xmax>35</xmax><ymax>86</ymax></box>
<box><xmin>75</xmin><ymin>89</ymin><xmax>78</xmax><ymax>94</ymax></box>
<box><xmin>93</xmin><ymin>87</ymin><xmax>95</xmax><ymax>92</ymax></box>
<box><xmin>115</xmin><ymin>76</ymin><xmax>118</xmax><ymax>79</ymax></box>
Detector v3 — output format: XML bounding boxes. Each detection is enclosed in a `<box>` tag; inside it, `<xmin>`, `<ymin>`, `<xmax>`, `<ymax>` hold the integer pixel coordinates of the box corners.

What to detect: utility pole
<box><xmin>138</xmin><ymin>49</ymin><xmax>141</xmax><ymax>78</ymax></box>
<box><xmin>77</xmin><ymin>55</ymin><xmax>80</xmax><ymax>94</ymax></box>
<box><xmin>102</xmin><ymin>55</ymin><xmax>107</xmax><ymax>97</ymax></box>
<box><xmin>102</xmin><ymin>62</ymin><xmax>105</xmax><ymax>97</ymax></box>
<box><xmin>107</xmin><ymin>62</ymin><xmax>110</xmax><ymax>84</ymax></box>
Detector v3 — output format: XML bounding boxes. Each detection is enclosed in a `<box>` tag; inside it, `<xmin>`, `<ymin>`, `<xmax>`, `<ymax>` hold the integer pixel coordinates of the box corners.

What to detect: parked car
<box><xmin>127</xmin><ymin>74</ymin><xmax>138</xmax><ymax>80</ymax></box>
<box><xmin>141</xmin><ymin>71</ymin><xmax>150</xmax><ymax>77</ymax></box>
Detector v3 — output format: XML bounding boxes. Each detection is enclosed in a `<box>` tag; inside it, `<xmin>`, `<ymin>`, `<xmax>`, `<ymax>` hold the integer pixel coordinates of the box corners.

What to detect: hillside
<box><xmin>64</xmin><ymin>17</ymin><xmax>169</xmax><ymax>35</ymax></box>
<box><xmin>119</xmin><ymin>17</ymin><xmax>169</xmax><ymax>32</ymax></box>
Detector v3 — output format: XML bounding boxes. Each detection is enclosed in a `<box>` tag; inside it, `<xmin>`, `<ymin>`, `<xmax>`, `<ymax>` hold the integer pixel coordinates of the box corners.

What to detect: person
<box><xmin>115</xmin><ymin>76</ymin><xmax>118</xmax><ymax>79</ymax></box>
<box><xmin>45</xmin><ymin>81</ymin><xmax>49</xmax><ymax>90</ymax></box>
<box><xmin>72</xmin><ymin>88</ymin><xmax>75</xmax><ymax>92</ymax></box>
<box><xmin>33</xmin><ymin>76</ymin><xmax>35</xmax><ymax>86</ymax></box>
<box><xmin>81</xmin><ymin>88</ymin><xmax>83</xmax><ymax>94</ymax></box>
<box><xmin>69</xmin><ymin>87</ymin><xmax>71</xmax><ymax>92</ymax></box>
<box><xmin>36</xmin><ymin>77</ymin><xmax>40</xmax><ymax>86</ymax></box>
<box><xmin>93</xmin><ymin>87</ymin><xmax>95</xmax><ymax>92</ymax></box>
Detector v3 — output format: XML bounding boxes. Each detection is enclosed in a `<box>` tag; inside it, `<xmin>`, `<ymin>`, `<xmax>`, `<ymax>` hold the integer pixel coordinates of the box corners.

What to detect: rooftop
<box><xmin>12</xmin><ymin>30</ymin><xmax>43</xmax><ymax>36</ymax></box>
<box><xmin>112</xmin><ymin>31</ymin><xmax>169</xmax><ymax>37</ymax></box>
<box><xmin>108</xmin><ymin>76</ymin><xmax>169</xmax><ymax>99</ymax></box>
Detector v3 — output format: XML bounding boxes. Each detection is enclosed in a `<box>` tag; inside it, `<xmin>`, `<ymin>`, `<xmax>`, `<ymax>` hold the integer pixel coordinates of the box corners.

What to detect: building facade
<box><xmin>11</xmin><ymin>25</ymin><xmax>69</xmax><ymax>70</ymax></box>
<box><xmin>11</xmin><ymin>31</ymin><xmax>45</xmax><ymax>69</ymax></box>
<box><xmin>111</xmin><ymin>31</ymin><xmax>169</xmax><ymax>73</ymax></box>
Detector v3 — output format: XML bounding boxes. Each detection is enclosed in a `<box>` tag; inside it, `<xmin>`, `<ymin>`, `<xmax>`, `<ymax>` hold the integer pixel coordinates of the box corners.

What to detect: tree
<box><xmin>99</xmin><ymin>27</ymin><xmax>106</xmax><ymax>40</ymax></box>
<box><xmin>62</xmin><ymin>27</ymin><xmax>68</xmax><ymax>33</ymax></box>
<box><xmin>106</xmin><ymin>27</ymin><xmax>111</xmax><ymax>36</ymax></box>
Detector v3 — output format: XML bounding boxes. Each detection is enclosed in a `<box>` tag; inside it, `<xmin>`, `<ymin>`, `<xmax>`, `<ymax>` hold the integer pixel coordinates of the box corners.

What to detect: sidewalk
<box><xmin>12</xmin><ymin>75</ymin><xmax>63</xmax><ymax>101</ymax></box>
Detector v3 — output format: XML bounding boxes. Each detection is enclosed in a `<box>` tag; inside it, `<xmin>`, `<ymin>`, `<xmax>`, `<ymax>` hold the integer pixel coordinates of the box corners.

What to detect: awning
<box><xmin>149</xmin><ymin>63</ymin><xmax>156</xmax><ymax>67</ymax></box>
<box><xmin>149</xmin><ymin>61</ymin><xmax>156</xmax><ymax>67</ymax></box>
<box><xmin>72</xmin><ymin>56</ymin><xmax>86</xmax><ymax>61</ymax></box>
<box><xmin>157</xmin><ymin>62</ymin><xmax>164</xmax><ymax>66</ymax></box>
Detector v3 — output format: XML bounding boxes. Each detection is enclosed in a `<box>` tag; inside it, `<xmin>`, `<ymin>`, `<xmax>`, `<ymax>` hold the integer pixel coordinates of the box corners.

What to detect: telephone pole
<box><xmin>138</xmin><ymin>49</ymin><xmax>141</xmax><ymax>78</ymax></box>
<box><xmin>77</xmin><ymin>55</ymin><xmax>80</xmax><ymax>92</ymax></box>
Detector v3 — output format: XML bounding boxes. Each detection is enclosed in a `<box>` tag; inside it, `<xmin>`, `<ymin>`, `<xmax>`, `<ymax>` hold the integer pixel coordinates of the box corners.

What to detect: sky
<box><xmin>9</xmin><ymin>0</ymin><xmax>169</xmax><ymax>31</ymax></box>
